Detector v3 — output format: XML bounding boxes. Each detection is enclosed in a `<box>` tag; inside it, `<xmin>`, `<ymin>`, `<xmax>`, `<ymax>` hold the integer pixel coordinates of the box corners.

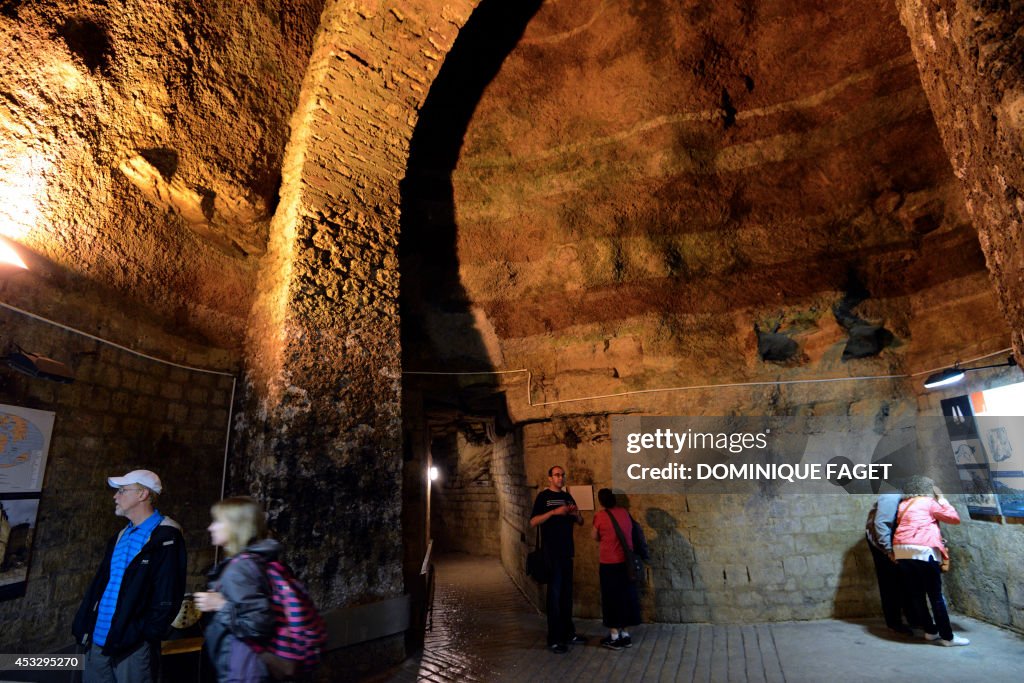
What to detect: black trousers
<box><xmin>599</xmin><ymin>562</ymin><xmax>641</xmax><ymax>629</ymax></box>
<box><xmin>546</xmin><ymin>556</ymin><xmax>575</xmax><ymax>645</ymax></box>
<box><xmin>898</xmin><ymin>558</ymin><xmax>953</xmax><ymax>641</ymax></box>
<box><xmin>868</xmin><ymin>542</ymin><xmax>910</xmax><ymax>630</ymax></box>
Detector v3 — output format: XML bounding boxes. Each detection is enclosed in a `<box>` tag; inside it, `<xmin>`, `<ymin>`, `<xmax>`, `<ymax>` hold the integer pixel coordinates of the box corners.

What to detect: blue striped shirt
<box><xmin>92</xmin><ymin>511</ymin><xmax>164</xmax><ymax>647</ymax></box>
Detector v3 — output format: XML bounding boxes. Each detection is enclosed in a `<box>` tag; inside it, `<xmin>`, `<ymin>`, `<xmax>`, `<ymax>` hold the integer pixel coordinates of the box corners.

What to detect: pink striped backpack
<box><xmin>240</xmin><ymin>555</ymin><xmax>328</xmax><ymax>680</ymax></box>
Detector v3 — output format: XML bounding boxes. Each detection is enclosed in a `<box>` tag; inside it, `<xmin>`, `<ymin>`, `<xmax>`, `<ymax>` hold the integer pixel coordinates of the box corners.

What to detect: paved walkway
<box><xmin>379</xmin><ymin>554</ymin><xmax>1024</xmax><ymax>683</ymax></box>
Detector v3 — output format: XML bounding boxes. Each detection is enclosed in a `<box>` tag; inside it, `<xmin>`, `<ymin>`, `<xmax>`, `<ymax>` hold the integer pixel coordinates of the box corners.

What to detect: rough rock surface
<box><xmin>405</xmin><ymin>0</ymin><xmax>1020</xmax><ymax>635</ymax></box>
<box><xmin>402</xmin><ymin>0</ymin><xmax>1009</xmax><ymax>425</ymax></box>
<box><xmin>0</xmin><ymin>0</ymin><xmax>323</xmax><ymax>347</ymax></box>
<box><xmin>236</xmin><ymin>0</ymin><xmax>478</xmax><ymax>635</ymax></box>
<box><xmin>895</xmin><ymin>0</ymin><xmax>1024</xmax><ymax>360</ymax></box>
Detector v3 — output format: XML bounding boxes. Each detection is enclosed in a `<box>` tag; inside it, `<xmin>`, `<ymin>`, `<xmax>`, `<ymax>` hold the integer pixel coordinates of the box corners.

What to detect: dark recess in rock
<box><xmin>198</xmin><ymin>188</ymin><xmax>216</xmax><ymax>221</ymax></box>
<box><xmin>755</xmin><ymin>322</ymin><xmax>799</xmax><ymax>361</ymax></box>
<box><xmin>664</xmin><ymin>242</ymin><xmax>685</xmax><ymax>277</ymax></box>
<box><xmin>833</xmin><ymin>284</ymin><xmax>896</xmax><ymax>360</ymax></box>
<box><xmin>57</xmin><ymin>18</ymin><xmax>113</xmax><ymax>75</ymax></box>
<box><xmin>0</xmin><ymin>0</ymin><xmax>21</xmax><ymax>19</ymax></box>
<box><xmin>262</xmin><ymin>169</ymin><xmax>283</xmax><ymax>217</ymax></box>
<box><xmin>140</xmin><ymin>148</ymin><xmax>179</xmax><ymax>181</ymax></box>
<box><xmin>721</xmin><ymin>87</ymin><xmax>737</xmax><ymax>128</ymax></box>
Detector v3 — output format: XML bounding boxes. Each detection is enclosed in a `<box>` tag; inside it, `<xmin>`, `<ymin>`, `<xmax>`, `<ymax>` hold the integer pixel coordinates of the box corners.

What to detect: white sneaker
<box><xmin>923</xmin><ymin>632</ymin><xmax>941</xmax><ymax>641</ymax></box>
<box><xmin>936</xmin><ymin>635</ymin><xmax>970</xmax><ymax>647</ymax></box>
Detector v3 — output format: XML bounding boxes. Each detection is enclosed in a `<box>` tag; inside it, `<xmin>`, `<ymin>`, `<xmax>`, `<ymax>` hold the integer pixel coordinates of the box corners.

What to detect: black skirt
<box><xmin>599</xmin><ymin>562</ymin><xmax>641</xmax><ymax>628</ymax></box>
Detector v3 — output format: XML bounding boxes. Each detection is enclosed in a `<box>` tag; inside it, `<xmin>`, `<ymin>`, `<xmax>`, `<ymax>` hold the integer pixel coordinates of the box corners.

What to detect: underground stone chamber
<box><xmin>1</xmin><ymin>1</ymin><xmax>1023</xmax><ymax>679</ymax></box>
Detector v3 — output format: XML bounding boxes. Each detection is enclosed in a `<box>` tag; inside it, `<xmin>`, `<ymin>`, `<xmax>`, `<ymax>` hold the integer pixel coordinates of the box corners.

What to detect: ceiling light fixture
<box><xmin>923</xmin><ymin>356</ymin><xmax>1017</xmax><ymax>389</ymax></box>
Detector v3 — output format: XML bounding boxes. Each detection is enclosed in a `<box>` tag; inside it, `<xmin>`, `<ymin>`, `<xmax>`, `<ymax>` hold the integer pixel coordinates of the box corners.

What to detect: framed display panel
<box><xmin>0</xmin><ymin>404</ymin><xmax>55</xmax><ymax>601</ymax></box>
<box><xmin>971</xmin><ymin>384</ymin><xmax>1024</xmax><ymax>518</ymax></box>
<box><xmin>940</xmin><ymin>396</ymin><xmax>1000</xmax><ymax>517</ymax></box>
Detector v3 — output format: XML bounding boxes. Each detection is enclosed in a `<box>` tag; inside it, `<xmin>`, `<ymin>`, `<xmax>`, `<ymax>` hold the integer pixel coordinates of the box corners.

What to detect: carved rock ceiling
<box><xmin>407</xmin><ymin>0</ymin><xmax>1009</xmax><ymax>409</ymax></box>
<box><xmin>0</xmin><ymin>1</ymin><xmax>1010</xmax><ymax>398</ymax></box>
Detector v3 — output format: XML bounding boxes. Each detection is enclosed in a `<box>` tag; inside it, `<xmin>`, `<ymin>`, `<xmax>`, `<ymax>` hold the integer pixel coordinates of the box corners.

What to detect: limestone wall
<box><xmin>490</xmin><ymin>429</ymin><xmax>538</xmax><ymax>601</ymax></box>
<box><xmin>484</xmin><ymin>365</ymin><xmax>1024</xmax><ymax>631</ymax></box>
<box><xmin>233</xmin><ymin>1</ymin><xmax>480</xmax><ymax>675</ymax></box>
<box><xmin>0</xmin><ymin>1</ymin><xmax>325</xmax><ymax>349</ymax></box>
<box><xmin>512</xmin><ymin>397</ymin><xmax>900</xmax><ymax>623</ymax></box>
<box><xmin>431</xmin><ymin>432</ymin><xmax>501</xmax><ymax>557</ymax></box>
<box><xmin>0</xmin><ymin>303</ymin><xmax>234</xmax><ymax>653</ymax></box>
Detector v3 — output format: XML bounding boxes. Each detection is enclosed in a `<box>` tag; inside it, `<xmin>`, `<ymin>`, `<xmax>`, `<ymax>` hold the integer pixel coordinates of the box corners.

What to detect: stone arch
<box><xmin>236</xmin><ymin>0</ymin><xmax>482</xmax><ymax>668</ymax></box>
<box><xmin>235</xmin><ymin>0</ymin><xmax>1024</xmax><ymax>670</ymax></box>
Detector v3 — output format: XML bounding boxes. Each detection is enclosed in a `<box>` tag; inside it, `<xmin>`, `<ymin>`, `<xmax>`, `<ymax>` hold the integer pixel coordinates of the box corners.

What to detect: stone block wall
<box><xmin>491</xmin><ymin>368</ymin><xmax>1024</xmax><ymax>630</ymax></box>
<box><xmin>487</xmin><ymin>428</ymin><xmax>543</xmax><ymax>607</ymax></box>
<box><xmin>513</xmin><ymin>415</ymin><xmax>892</xmax><ymax>623</ymax></box>
<box><xmin>433</xmin><ymin>484</ymin><xmax>500</xmax><ymax>556</ymax></box>
<box><xmin>0</xmin><ymin>306</ymin><xmax>235</xmax><ymax>653</ymax></box>
<box><xmin>637</xmin><ymin>493</ymin><xmax>877</xmax><ymax>623</ymax></box>
<box><xmin>431</xmin><ymin>433</ymin><xmax>501</xmax><ymax>556</ymax></box>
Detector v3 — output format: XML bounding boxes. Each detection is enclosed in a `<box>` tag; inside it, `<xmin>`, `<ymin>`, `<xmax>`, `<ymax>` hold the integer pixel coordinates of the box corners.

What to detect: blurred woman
<box><xmin>591</xmin><ymin>488</ymin><xmax>641</xmax><ymax>651</ymax></box>
<box><xmin>892</xmin><ymin>476</ymin><xmax>967</xmax><ymax>646</ymax></box>
<box><xmin>195</xmin><ymin>497</ymin><xmax>280</xmax><ymax>681</ymax></box>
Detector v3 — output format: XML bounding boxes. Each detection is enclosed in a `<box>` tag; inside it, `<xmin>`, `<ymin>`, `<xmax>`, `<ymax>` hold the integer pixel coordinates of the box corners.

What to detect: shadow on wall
<box><xmin>399</xmin><ymin>0</ymin><xmax>544</xmax><ymax>374</ymax></box>
<box><xmin>835</xmin><ymin>539</ymin><xmax>876</xmax><ymax>618</ymax></box>
<box><xmin>645</xmin><ymin>508</ymin><xmax>708</xmax><ymax>623</ymax></box>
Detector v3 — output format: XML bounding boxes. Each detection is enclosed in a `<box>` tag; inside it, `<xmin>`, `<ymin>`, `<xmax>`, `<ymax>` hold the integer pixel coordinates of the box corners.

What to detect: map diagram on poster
<box><xmin>0</xmin><ymin>405</ymin><xmax>54</xmax><ymax>493</ymax></box>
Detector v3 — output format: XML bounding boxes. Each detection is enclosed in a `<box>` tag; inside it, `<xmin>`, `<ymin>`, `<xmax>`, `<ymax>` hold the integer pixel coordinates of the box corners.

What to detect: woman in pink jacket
<box><xmin>892</xmin><ymin>475</ymin><xmax>968</xmax><ymax>646</ymax></box>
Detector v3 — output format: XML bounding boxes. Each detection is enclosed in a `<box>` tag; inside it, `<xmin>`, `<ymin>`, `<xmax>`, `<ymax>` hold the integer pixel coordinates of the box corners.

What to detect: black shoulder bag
<box><xmin>526</xmin><ymin>528</ymin><xmax>550</xmax><ymax>583</ymax></box>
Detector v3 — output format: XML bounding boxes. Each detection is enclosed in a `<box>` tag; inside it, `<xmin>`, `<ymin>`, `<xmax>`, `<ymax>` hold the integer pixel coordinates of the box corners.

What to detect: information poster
<box><xmin>940</xmin><ymin>395</ymin><xmax>1000</xmax><ymax>516</ymax></box>
<box><xmin>971</xmin><ymin>384</ymin><xmax>1024</xmax><ymax>518</ymax></box>
<box><xmin>0</xmin><ymin>404</ymin><xmax>55</xmax><ymax>601</ymax></box>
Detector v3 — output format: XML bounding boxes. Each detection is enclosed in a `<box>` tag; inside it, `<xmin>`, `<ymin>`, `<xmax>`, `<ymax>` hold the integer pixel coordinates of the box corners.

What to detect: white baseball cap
<box><xmin>108</xmin><ymin>469</ymin><xmax>163</xmax><ymax>494</ymax></box>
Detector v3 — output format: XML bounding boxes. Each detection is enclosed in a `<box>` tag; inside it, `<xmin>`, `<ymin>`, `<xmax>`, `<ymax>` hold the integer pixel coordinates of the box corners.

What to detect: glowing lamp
<box><xmin>0</xmin><ymin>237</ymin><xmax>27</xmax><ymax>269</ymax></box>
<box><xmin>923</xmin><ymin>357</ymin><xmax>1017</xmax><ymax>390</ymax></box>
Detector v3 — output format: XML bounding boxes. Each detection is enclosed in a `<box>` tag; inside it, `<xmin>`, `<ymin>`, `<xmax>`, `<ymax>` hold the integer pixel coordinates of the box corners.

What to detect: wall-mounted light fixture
<box><xmin>428</xmin><ymin>466</ymin><xmax>439</xmax><ymax>481</ymax></box>
<box><xmin>0</xmin><ymin>236</ymin><xmax>27</xmax><ymax>269</ymax></box>
<box><xmin>923</xmin><ymin>356</ymin><xmax>1017</xmax><ymax>389</ymax></box>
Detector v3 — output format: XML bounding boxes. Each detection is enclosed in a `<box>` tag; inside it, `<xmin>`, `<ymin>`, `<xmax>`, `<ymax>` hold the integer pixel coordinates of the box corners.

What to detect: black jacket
<box><xmin>72</xmin><ymin>517</ymin><xmax>187</xmax><ymax>656</ymax></box>
<box><xmin>204</xmin><ymin>539</ymin><xmax>280</xmax><ymax>682</ymax></box>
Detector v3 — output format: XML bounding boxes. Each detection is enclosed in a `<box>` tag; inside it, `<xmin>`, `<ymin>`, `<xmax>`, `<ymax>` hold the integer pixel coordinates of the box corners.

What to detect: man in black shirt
<box><xmin>530</xmin><ymin>465</ymin><xmax>585</xmax><ymax>653</ymax></box>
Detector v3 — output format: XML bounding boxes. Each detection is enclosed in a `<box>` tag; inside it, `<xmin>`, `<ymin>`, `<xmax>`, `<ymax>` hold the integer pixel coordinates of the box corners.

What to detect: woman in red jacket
<box><xmin>592</xmin><ymin>488</ymin><xmax>642</xmax><ymax>651</ymax></box>
<box><xmin>892</xmin><ymin>475</ymin><xmax>968</xmax><ymax>646</ymax></box>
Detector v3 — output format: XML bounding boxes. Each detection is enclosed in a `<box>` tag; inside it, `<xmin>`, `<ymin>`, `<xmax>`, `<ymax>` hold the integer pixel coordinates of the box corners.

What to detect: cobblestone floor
<box><xmin>378</xmin><ymin>553</ymin><xmax>1024</xmax><ymax>683</ymax></box>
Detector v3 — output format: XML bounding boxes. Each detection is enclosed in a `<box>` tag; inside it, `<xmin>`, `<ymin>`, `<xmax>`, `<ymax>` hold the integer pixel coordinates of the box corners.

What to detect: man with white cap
<box><xmin>73</xmin><ymin>470</ymin><xmax>187</xmax><ymax>682</ymax></box>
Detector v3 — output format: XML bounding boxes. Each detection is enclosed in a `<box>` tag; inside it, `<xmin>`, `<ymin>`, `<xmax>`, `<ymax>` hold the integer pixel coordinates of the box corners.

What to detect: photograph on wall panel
<box><xmin>940</xmin><ymin>395</ymin><xmax>1000</xmax><ymax>517</ymax></box>
<box><xmin>970</xmin><ymin>383</ymin><xmax>1024</xmax><ymax>518</ymax></box>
